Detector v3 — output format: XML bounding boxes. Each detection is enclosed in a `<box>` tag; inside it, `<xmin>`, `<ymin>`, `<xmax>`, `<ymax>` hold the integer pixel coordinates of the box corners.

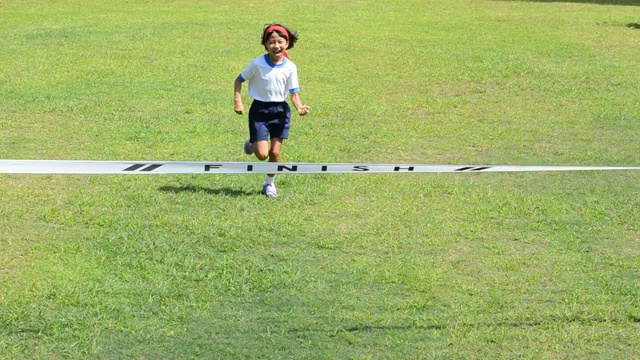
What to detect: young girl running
<box><xmin>234</xmin><ymin>23</ymin><xmax>310</xmax><ymax>198</ymax></box>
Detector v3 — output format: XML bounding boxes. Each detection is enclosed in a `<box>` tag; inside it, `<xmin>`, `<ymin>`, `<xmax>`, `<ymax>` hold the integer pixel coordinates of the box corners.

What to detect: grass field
<box><xmin>1</xmin><ymin>0</ymin><xmax>639</xmax><ymax>358</ymax></box>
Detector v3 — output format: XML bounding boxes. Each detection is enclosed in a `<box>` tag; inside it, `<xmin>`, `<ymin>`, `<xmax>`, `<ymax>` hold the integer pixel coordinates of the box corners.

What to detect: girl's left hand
<box><xmin>296</xmin><ymin>105</ymin><xmax>310</xmax><ymax>116</ymax></box>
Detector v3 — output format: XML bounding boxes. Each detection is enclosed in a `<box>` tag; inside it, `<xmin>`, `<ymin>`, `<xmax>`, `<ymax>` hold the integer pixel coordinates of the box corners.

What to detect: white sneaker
<box><xmin>262</xmin><ymin>183</ymin><xmax>278</xmax><ymax>198</ymax></box>
<box><xmin>243</xmin><ymin>140</ymin><xmax>254</xmax><ymax>155</ymax></box>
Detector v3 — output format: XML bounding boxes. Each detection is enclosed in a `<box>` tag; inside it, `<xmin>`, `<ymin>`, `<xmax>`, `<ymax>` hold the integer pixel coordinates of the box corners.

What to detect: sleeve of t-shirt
<box><xmin>287</xmin><ymin>63</ymin><xmax>300</xmax><ymax>94</ymax></box>
<box><xmin>239</xmin><ymin>60</ymin><xmax>256</xmax><ymax>82</ymax></box>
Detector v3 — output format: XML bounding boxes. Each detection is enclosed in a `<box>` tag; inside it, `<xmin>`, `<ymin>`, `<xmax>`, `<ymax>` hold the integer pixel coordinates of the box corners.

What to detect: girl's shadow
<box><xmin>158</xmin><ymin>185</ymin><xmax>259</xmax><ymax>197</ymax></box>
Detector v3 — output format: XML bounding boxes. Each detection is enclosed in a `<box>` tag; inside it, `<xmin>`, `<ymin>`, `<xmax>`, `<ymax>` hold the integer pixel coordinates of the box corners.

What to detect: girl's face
<box><xmin>265</xmin><ymin>32</ymin><xmax>289</xmax><ymax>63</ymax></box>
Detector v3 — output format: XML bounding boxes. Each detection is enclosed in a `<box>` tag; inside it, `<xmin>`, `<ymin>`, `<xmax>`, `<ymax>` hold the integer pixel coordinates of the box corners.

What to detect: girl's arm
<box><xmin>290</xmin><ymin>93</ymin><xmax>310</xmax><ymax>116</ymax></box>
<box><xmin>234</xmin><ymin>77</ymin><xmax>244</xmax><ymax>115</ymax></box>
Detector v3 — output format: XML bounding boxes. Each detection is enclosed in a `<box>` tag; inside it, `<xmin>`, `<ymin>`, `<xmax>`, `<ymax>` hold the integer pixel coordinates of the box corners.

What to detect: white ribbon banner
<box><xmin>1</xmin><ymin>160</ymin><xmax>639</xmax><ymax>174</ymax></box>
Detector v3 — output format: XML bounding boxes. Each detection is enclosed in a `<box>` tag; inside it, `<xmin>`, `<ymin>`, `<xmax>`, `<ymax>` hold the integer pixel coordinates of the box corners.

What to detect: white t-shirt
<box><xmin>238</xmin><ymin>55</ymin><xmax>300</xmax><ymax>102</ymax></box>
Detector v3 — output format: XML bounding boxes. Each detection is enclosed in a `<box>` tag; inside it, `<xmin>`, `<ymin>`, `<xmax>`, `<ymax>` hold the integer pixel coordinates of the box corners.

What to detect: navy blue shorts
<box><xmin>248</xmin><ymin>100</ymin><xmax>291</xmax><ymax>142</ymax></box>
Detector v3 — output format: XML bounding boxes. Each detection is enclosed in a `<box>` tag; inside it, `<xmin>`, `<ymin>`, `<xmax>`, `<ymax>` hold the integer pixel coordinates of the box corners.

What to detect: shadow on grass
<box><xmin>158</xmin><ymin>185</ymin><xmax>259</xmax><ymax>197</ymax></box>
<box><xmin>628</xmin><ymin>23</ymin><xmax>640</xmax><ymax>29</ymax></box>
<box><xmin>497</xmin><ymin>0</ymin><xmax>639</xmax><ymax>5</ymax></box>
<box><xmin>291</xmin><ymin>315</ymin><xmax>640</xmax><ymax>334</ymax></box>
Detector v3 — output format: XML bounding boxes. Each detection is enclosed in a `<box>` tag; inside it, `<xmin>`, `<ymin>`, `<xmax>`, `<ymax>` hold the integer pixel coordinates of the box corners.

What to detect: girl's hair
<box><xmin>261</xmin><ymin>23</ymin><xmax>299</xmax><ymax>50</ymax></box>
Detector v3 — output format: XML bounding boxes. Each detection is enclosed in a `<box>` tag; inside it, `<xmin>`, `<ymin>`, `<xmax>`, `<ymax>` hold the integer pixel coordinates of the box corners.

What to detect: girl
<box><xmin>234</xmin><ymin>23</ymin><xmax>310</xmax><ymax>198</ymax></box>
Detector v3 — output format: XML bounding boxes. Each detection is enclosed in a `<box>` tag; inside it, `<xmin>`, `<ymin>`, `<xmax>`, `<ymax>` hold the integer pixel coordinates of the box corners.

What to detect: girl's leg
<box><xmin>254</xmin><ymin>137</ymin><xmax>282</xmax><ymax>176</ymax></box>
<box><xmin>265</xmin><ymin>138</ymin><xmax>282</xmax><ymax>182</ymax></box>
<box><xmin>262</xmin><ymin>138</ymin><xmax>282</xmax><ymax>198</ymax></box>
<box><xmin>268</xmin><ymin>138</ymin><xmax>283</xmax><ymax>163</ymax></box>
<box><xmin>254</xmin><ymin>141</ymin><xmax>270</xmax><ymax>161</ymax></box>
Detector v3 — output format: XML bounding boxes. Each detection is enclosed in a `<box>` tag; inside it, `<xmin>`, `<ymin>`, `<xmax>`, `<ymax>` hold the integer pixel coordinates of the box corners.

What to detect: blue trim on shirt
<box><xmin>289</xmin><ymin>88</ymin><xmax>300</xmax><ymax>94</ymax></box>
<box><xmin>238</xmin><ymin>74</ymin><xmax>246</xmax><ymax>82</ymax></box>
<box><xmin>264</xmin><ymin>54</ymin><xmax>287</xmax><ymax>68</ymax></box>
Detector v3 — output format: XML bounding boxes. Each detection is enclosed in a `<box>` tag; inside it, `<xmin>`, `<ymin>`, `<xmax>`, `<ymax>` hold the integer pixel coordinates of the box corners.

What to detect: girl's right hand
<box><xmin>234</xmin><ymin>102</ymin><xmax>244</xmax><ymax>115</ymax></box>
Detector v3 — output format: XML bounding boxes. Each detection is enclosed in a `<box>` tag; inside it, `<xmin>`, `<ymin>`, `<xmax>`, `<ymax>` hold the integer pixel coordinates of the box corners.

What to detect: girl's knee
<box><xmin>268</xmin><ymin>149</ymin><xmax>281</xmax><ymax>162</ymax></box>
<box><xmin>255</xmin><ymin>151</ymin><xmax>269</xmax><ymax>161</ymax></box>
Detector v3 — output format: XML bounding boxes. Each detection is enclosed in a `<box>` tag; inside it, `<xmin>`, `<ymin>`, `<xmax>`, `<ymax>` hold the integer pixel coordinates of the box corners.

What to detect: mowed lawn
<box><xmin>1</xmin><ymin>0</ymin><xmax>639</xmax><ymax>358</ymax></box>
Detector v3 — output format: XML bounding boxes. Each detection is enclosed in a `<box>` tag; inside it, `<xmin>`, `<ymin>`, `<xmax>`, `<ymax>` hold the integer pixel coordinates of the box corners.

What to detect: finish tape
<box><xmin>1</xmin><ymin>160</ymin><xmax>639</xmax><ymax>174</ymax></box>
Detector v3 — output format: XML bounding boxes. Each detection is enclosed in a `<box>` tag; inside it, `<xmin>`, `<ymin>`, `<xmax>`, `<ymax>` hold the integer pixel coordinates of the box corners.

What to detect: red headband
<box><xmin>264</xmin><ymin>25</ymin><xmax>289</xmax><ymax>41</ymax></box>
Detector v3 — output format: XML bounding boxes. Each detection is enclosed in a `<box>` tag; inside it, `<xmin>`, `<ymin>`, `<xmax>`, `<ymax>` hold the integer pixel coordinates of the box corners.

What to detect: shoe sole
<box><xmin>244</xmin><ymin>141</ymin><xmax>254</xmax><ymax>155</ymax></box>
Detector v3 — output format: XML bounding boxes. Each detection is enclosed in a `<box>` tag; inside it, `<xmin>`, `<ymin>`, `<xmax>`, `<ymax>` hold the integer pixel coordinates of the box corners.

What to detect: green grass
<box><xmin>1</xmin><ymin>0</ymin><xmax>639</xmax><ymax>358</ymax></box>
